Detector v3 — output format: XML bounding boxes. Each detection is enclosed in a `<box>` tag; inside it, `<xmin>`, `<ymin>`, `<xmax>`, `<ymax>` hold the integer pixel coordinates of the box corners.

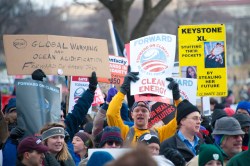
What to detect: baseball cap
<box><xmin>138</xmin><ymin>133</ymin><xmax>160</xmax><ymax>146</ymax></box>
<box><xmin>17</xmin><ymin>136</ymin><xmax>49</xmax><ymax>154</ymax></box>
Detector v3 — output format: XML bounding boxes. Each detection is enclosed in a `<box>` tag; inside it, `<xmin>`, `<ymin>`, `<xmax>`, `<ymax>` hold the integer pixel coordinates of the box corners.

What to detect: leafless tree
<box><xmin>74</xmin><ymin>0</ymin><xmax>172</xmax><ymax>42</ymax></box>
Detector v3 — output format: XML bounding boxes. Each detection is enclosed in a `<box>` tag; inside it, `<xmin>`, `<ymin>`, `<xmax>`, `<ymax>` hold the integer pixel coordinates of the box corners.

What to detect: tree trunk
<box><xmin>99</xmin><ymin>0</ymin><xmax>134</xmax><ymax>42</ymax></box>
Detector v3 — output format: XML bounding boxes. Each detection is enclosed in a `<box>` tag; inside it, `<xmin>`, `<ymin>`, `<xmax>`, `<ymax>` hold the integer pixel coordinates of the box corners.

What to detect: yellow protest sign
<box><xmin>3</xmin><ymin>35</ymin><xmax>110</xmax><ymax>78</ymax></box>
<box><xmin>178</xmin><ymin>24</ymin><xmax>227</xmax><ymax>97</ymax></box>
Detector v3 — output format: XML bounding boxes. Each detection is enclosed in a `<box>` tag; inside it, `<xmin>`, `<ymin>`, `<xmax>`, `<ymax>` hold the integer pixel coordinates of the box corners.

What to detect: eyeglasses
<box><xmin>106</xmin><ymin>141</ymin><xmax>122</xmax><ymax>146</ymax></box>
<box><xmin>185</xmin><ymin>116</ymin><xmax>203</xmax><ymax>122</ymax></box>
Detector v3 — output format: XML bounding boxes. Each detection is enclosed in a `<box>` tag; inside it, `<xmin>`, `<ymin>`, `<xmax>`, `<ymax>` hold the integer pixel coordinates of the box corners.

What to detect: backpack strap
<box><xmin>124</xmin><ymin>127</ymin><xmax>135</xmax><ymax>147</ymax></box>
<box><xmin>124</xmin><ymin>127</ymin><xmax>159</xmax><ymax>147</ymax></box>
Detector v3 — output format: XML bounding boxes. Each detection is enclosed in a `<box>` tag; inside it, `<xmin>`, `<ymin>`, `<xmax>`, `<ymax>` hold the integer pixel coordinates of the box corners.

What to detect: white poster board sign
<box><xmin>129</xmin><ymin>34</ymin><xmax>176</xmax><ymax>97</ymax></box>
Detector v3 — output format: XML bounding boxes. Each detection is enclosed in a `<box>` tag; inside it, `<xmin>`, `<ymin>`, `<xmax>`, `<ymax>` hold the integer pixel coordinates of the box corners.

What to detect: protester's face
<box><xmin>237</xmin><ymin>109</ymin><xmax>249</xmax><ymax>116</ymax></box>
<box><xmin>188</xmin><ymin>67</ymin><xmax>195</xmax><ymax>78</ymax></box>
<box><xmin>72</xmin><ymin>136</ymin><xmax>85</xmax><ymax>154</ymax></box>
<box><xmin>212</xmin><ymin>44</ymin><xmax>224</xmax><ymax>55</ymax></box>
<box><xmin>103</xmin><ymin>140</ymin><xmax>122</xmax><ymax>148</ymax></box>
<box><xmin>60</xmin><ymin>111</ymin><xmax>65</xmax><ymax>123</ymax></box>
<box><xmin>221</xmin><ymin>135</ymin><xmax>243</xmax><ymax>158</ymax></box>
<box><xmin>181</xmin><ymin>112</ymin><xmax>201</xmax><ymax>133</ymax></box>
<box><xmin>5</xmin><ymin>111</ymin><xmax>17</xmax><ymax>124</ymax></box>
<box><xmin>242</xmin><ymin>126</ymin><xmax>250</xmax><ymax>134</ymax></box>
<box><xmin>205</xmin><ymin>160</ymin><xmax>222</xmax><ymax>166</ymax></box>
<box><xmin>46</xmin><ymin>135</ymin><xmax>64</xmax><ymax>154</ymax></box>
<box><xmin>24</xmin><ymin>151</ymin><xmax>45</xmax><ymax>166</ymax></box>
<box><xmin>147</xmin><ymin>143</ymin><xmax>160</xmax><ymax>156</ymax></box>
<box><xmin>131</xmin><ymin>105</ymin><xmax>150</xmax><ymax>129</ymax></box>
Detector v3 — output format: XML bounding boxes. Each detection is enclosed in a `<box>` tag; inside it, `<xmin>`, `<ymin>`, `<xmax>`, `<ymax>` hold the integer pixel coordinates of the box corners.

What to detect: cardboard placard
<box><xmin>3</xmin><ymin>35</ymin><xmax>111</xmax><ymax>78</ymax></box>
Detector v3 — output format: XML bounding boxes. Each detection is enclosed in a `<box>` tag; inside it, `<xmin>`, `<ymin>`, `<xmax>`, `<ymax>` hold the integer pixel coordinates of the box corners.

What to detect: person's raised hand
<box><xmin>32</xmin><ymin>69</ymin><xmax>46</xmax><ymax>81</ymax></box>
<box><xmin>10</xmin><ymin>127</ymin><xmax>25</xmax><ymax>141</ymax></box>
<box><xmin>106</xmin><ymin>87</ymin><xmax>118</xmax><ymax>103</ymax></box>
<box><xmin>120</xmin><ymin>66</ymin><xmax>139</xmax><ymax>95</ymax></box>
<box><xmin>163</xmin><ymin>148</ymin><xmax>186</xmax><ymax>166</ymax></box>
<box><xmin>166</xmin><ymin>77</ymin><xmax>180</xmax><ymax>100</ymax></box>
<box><xmin>88</xmin><ymin>71</ymin><xmax>98</xmax><ymax>93</ymax></box>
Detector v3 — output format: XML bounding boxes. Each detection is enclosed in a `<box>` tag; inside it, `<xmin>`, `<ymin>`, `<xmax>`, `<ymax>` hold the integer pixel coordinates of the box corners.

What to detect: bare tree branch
<box><xmin>131</xmin><ymin>0</ymin><xmax>172</xmax><ymax>40</ymax></box>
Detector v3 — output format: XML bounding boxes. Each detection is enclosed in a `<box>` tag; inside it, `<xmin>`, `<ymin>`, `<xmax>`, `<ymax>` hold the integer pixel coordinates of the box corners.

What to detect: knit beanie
<box><xmin>236</xmin><ymin>101</ymin><xmax>250</xmax><ymax>114</ymax></box>
<box><xmin>4</xmin><ymin>98</ymin><xmax>16</xmax><ymax>113</ymax></box>
<box><xmin>199</xmin><ymin>144</ymin><xmax>223</xmax><ymax>166</ymax></box>
<box><xmin>87</xmin><ymin>151</ymin><xmax>114</xmax><ymax>166</ymax></box>
<box><xmin>138</xmin><ymin>133</ymin><xmax>160</xmax><ymax>146</ymax></box>
<box><xmin>74</xmin><ymin>131</ymin><xmax>94</xmax><ymax>148</ymax></box>
<box><xmin>99</xmin><ymin>126</ymin><xmax>123</xmax><ymax>148</ymax></box>
<box><xmin>131</xmin><ymin>101</ymin><xmax>150</xmax><ymax>112</ymax></box>
<box><xmin>177</xmin><ymin>99</ymin><xmax>200</xmax><ymax>124</ymax></box>
<box><xmin>84</xmin><ymin>122</ymin><xmax>93</xmax><ymax>135</ymax></box>
<box><xmin>211</xmin><ymin>109</ymin><xmax>227</xmax><ymax>128</ymax></box>
<box><xmin>233</xmin><ymin>113</ymin><xmax>250</xmax><ymax>128</ymax></box>
<box><xmin>224</xmin><ymin>107</ymin><xmax>235</xmax><ymax>117</ymax></box>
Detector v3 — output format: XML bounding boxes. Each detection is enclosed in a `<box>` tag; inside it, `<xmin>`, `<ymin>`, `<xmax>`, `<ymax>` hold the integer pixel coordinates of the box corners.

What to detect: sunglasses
<box><xmin>106</xmin><ymin>141</ymin><xmax>122</xmax><ymax>146</ymax></box>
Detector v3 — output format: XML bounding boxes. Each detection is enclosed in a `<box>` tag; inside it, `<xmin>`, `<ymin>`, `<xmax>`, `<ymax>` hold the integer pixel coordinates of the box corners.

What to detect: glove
<box><xmin>106</xmin><ymin>87</ymin><xmax>118</xmax><ymax>103</ymax></box>
<box><xmin>120</xmin><ymin>66</ymin><xmax>139</xmax><ymax>95</ymax></box>
<box><xmin>88</xmin><ymin>71</ymin><xmax>98</xmax><ymax>93</ymax></box>
<box><xmin>163</xmin><ymin>148</ymin><xmax>186</xmax><ymax>166</ymax></box>
<box><xmin>166</xmin><ymin>78</ymin><xmax>180</xmax><ymax>100</ymax></box>
<box><xmin>10</xmin><ymin>127</ymin><xmax>25</xmax><ymax>140</ymax></box>
<box><xmin>32</xmin><ymin>69</ymin><xmax>46</xmax><ymax>81</ymax></box>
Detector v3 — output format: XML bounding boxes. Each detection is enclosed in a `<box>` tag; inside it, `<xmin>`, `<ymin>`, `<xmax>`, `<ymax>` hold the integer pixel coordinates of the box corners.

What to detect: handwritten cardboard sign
<box><xmin>3</xmin><ymin>35</ymin><xmax>111</xmax><ymax>78</ymax></box>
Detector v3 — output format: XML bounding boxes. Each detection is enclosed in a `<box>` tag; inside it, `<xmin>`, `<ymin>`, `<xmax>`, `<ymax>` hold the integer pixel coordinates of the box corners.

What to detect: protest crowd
<box><xmin>0</xmin><ymin>67</ymin><xmax>250</xmax><ymax>166</ymax></box>
<box><xmin>0</xmin><ymin>28</ymin><xmax>249</xmax><ymax>166</ymax></box>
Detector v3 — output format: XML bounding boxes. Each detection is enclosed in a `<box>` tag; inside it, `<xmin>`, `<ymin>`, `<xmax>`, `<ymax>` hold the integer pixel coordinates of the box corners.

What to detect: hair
<box><xmin>17</xmin><ymin>150</ymin><xmax>34</xmax><ymax>161</ymax></box>
<box><xmin>106</xmin><ymin>145</ymin><xmax>157</xmax><ymax>166</ymax></box>
<box><xmin>186</xmin><ymin>66</ymin><xmax>197</xmax><ymax>78</ymax></box>
<box><xmin>40</xmin><ymin>123</ymin><xmax>71</xmax><ymax>161</ymax></box>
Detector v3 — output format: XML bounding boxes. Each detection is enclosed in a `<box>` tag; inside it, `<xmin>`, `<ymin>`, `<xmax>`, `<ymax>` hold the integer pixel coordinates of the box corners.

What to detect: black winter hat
<box><xmin>177</xmin><ymin>99</ymin><xmax>200</xmax><ymax>125</ymax></box>
<box><xmin>211</xmin><ymin>109</ymin><xmax>227</xmax><ymax>128</ymax></box>
<box><xmin>233</xmin><ymin>113</ymin><xmax>250</xmax><ymax>128</ymax></box>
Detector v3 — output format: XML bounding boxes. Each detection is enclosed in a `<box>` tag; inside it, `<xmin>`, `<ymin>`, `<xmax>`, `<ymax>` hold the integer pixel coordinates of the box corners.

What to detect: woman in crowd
<box><xmin>40</xmin><ymin>123</ymin><xmax>75</xmax><ymax>166</ymax></box>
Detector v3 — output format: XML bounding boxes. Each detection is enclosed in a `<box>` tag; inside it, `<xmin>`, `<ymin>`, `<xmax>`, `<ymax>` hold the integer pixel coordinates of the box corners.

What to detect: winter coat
<box><xmin>65</xmin><ymin>89</ymin><xmax>95</xmax><ymax>140</ymax></box>
<box><xmin>43</xmin><ymin>152</ymin><xmax>75</xmax><ymax>166</ymax></box>
<box><xmin>160</xmin><ymin>133</ymin><xmax>203</xmax><ymax>162</ymax></box>
<box><xmin>2</xmin><ymin>138</ymin><xmax>17</xmax><ymax>166</ymax></box>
